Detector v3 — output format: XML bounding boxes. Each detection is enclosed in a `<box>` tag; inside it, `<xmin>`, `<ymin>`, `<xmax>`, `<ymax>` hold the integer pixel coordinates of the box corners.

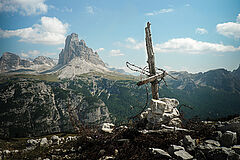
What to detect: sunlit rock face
<box><xmin>58</xmin><ymin>33</ymin><xmax>105</xmax><ymax>67</ymax></box>
<box><xmin>56</xmin><ymin>33</ymin><xmax>108</xmax><ymax>79</ymax></box>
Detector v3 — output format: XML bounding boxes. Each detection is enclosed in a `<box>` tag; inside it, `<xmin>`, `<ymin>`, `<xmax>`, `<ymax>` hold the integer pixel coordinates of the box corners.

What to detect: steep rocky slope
<box><xmin>0</xmin><ymin>76</ymin><xmax>115</xmax><ymax>138</ymax></box>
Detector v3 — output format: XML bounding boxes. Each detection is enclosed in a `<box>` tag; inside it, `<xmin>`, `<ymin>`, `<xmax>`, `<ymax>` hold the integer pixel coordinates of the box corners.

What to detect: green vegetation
<box><xmin>0</xmin><ymin>73</ymin><xmax>60</xmax><ymax>83</ymax></box>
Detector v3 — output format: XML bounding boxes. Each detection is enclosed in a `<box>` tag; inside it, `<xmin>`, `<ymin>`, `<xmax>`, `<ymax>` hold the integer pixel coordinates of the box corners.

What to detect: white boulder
<box><xmin>102</xmin><ymin>123</ymin><xmax>115</xmax><ymax>133</ymax></box>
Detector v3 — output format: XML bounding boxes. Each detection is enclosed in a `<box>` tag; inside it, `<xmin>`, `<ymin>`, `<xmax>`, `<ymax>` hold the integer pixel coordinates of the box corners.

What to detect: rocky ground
<box><xmin>0</xmin><ymin>116</ymin><xmax>240</xmax><ymax>160</ymax></box>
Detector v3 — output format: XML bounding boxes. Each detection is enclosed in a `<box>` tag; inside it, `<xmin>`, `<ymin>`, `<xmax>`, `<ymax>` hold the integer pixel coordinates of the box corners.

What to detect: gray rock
<box><xmin>232</xmin><ymin>145</ymin><xmax>240</xmax><ymax>154</ymax></box>
<box><xmin>0</xmin><ymin>52</ymin><xmax>21</xmax><ymax>72</ymax></box>
<box><xmin>66</xmin><ymin>136</ymin><xmax>77</xmax><ymax>142</ymax></box>
<box><xmin>51</xmin><ymin>135</ymin><xmax>60</xmax><ymax>145</ymax></box>
<box><xmin>212</xmin><ymin>131</ymin><xmax>222</xmax><ymax>141</ymax></box>
<box><xmin>206</xmin><ymin>147</ymin><xmax>240</xmax><ymax>160</ymax></box>
<box><xmin>179</xmin><ymin>139</ymin><xmax>184</xmax><ymax>146</ymax></box>
<box><xmin>197</xmin><ymin>143</ymin><xmax>221</xmax><ymax>155</ymax></box>
<box><xmin>204</xmin><ymin>140</ymin><xmax>220</xmax><ymax>147</ymax></box>
<box><xmin>40</xmin><ymin>137</ymin><xmax>48</xmax><ymax>147</ymax></box>
<box><xmin>33</xmin><ymin>56</ymin><xmax>56</xmax><ymax>66</ymax></box>
<box><xmin>168</xmin><ymin>144</ymin><xmax>185</xmax><ymax>155</ymax></box>
<box><xmin>174</xmin><ymin>150</ymin><xmax>193</xmax><ymax>160</ymax></box>
<box><xmin>150</xmin><ymin>148</ymin><xmax>172</xmax><ymax>159</ymax></box>
<box><xmin>99</xmin><ymin>156</ymin><xmax>115</xmax><ymax>160</ymax></box>
<box><xmin>194</xmin><ymin>150</ymin><xmax>207</xmax><ymax>160</ymax></box>
<box><xmin>99</xmin><ymin>149</ymin><xmax>106</xmax><ymax>156</ymax></box>
<box><xmin>220</xmin><ymin>131</ymin><xmax>237</xmax><ymax>147</ymax></box>
<box><xmin>27</xmin><ymin>139</ymin><xmax>38</xmax><ymax>146</ymax></box>
<box><xmin>183</xmin><ymin>135</ymin><xmax>196</xmax><ymax>152</ymax></box>
<box><xmin>3</xmin><ymin>150</ymin><xmax>11</xmax><ymax>154</ymax></box>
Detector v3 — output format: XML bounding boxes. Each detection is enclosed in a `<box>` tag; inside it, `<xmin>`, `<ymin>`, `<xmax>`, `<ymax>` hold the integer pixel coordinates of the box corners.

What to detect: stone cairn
<box><xmin>141</xmin><ymin>98</ymin><xmax>182</xmax><ymax>128</ymax></box>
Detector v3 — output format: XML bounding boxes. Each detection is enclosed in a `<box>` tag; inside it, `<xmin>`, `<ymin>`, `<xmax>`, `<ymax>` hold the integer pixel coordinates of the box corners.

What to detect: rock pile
<box><xmin>1</xmin><ymin>117</ymin><xmax>240</xmax><ymax>160</ymax></box>
<box><xmin>141</xmin><ymin>98</ymin><xmax>182</xmax><ymax>128</ymax></box>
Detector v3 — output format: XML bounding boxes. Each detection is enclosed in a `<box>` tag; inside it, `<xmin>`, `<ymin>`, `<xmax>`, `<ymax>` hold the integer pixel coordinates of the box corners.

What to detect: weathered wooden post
<box><xmin>126</xmin><ymin>22</ymin><xmax>181</xmax><ymax>128</ymax></box>
<box><xmin>145</xmin><ymin>22</ymin><xmax>159</xmax><ymax>100</ymax></box>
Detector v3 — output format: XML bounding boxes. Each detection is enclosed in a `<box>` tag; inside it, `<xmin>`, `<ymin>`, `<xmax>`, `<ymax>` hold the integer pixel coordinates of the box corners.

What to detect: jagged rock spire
<box><xmin>58</xmin><ymin>33</ymin><xmax>105</xmax><ymax>67</ymax></box>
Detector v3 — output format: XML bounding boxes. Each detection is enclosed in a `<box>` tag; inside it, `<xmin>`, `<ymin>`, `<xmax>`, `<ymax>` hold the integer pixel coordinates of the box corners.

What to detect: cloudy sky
<box><xmin>0</xmin><ymin>0</ymin><xmax>239</xmax><ymax>73</ymax></box>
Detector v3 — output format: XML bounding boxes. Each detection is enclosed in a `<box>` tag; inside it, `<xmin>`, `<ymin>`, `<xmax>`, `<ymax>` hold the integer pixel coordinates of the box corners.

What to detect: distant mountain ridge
<box><xmin>167</xmin><ymin>66</ymin><xmax>240</xmax><ymax>94</ymax></box>
<box><xmin>0</xmin><ymin>52</ymin><xmax>56</xmax><ymax>73</ymax></box>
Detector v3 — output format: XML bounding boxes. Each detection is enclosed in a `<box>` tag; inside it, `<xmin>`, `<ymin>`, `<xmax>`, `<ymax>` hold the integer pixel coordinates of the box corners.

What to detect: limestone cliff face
<box><xmin>56</xmin><ymin>33</ymin><xmax>108</xmax><ymax>79</ymax></box>
<box><xmin>33</xmin><ymin>56</ymin><xmax>56</xmax><ymax>66</ymax></box>
<box><xmin>58</xmin><ymin>33</ymin><xmax>105</xmax><ymax>67</ymax></box>
<box><xmin>0</xmin><ymin>52</ymin><xmax>21</xmax><ymax>72</ymax></box>
<box><xmin>0</xmin><ymin>79</ymin><xmax>61</xmax><ymax>138</ymax></box>
<box><xmin>0</xmin><ymin>78</ymin><xmax>112</xmax><ymax>138</ymax></box>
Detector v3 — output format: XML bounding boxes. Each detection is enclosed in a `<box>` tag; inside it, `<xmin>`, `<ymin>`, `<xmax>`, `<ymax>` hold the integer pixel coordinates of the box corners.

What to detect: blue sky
<box><xmin>0</xmin><ymin>0</ymin><xmax>240</xmax><ymax>73</ymax></box>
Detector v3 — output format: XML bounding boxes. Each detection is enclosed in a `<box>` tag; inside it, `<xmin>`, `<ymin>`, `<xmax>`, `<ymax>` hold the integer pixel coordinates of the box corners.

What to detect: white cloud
<box><xmin>145</xmin><ymin>8</ymin><xmax>174</xmax><ymax>16</ymax></box>
<box><xmin>185</xmin><ymin>4</ymin><xmax>191</xmax><ymax>7</ymax></box>
<box><xmin>125</xmin><ymin>37</ymin><xmax>145</xmax><ymax>50</ymax></box>
<box><xmin>28</xmin><ymin>50</ymin><xmax>40</xmax><ymax>56</ymax></box>
<box><xmin>20</xmin><ymin>50</ymin><xmax>40</xmax><ymax>58</ymax></box>
<box><xmin>109</xmin><ymin>49</ymin><xmax>124</xmax><ymax>56</ymax></box>
<box><xmin>86</xmin><ymin>6</ymin><xmax>94</xmax><ymax>14</ymax></box>
<box><xmin>45</xmin><ymin>52</ymin><xmax>57</xmax><ymax>56</ymax></box>
<box><xmin>195</xmin><ymin>28</ymin><xmax>208</xmax><ymax>35</ymax></box>
<box><xmin>0</xmin><ymin>0</ymin><xmax>48</xmax><ymax>16</ymax></box>
<box><xmin>163</xmin><ymin>66</ymin><xmax>172</xmax><ymax>71</ymax></box>
<box><xmin>96</xmin><ymin>48</ymin><xmax>104</xmax><ymax>52</ymax></box>
<box><xmin>154</xmin><ymin>38</ymin><xmax>240</xmax><ymax>54</ymax></box>
<box><xmin>21</xmin><ymin>52</ymin><xmax>29</xmax><ymax>57</ymax></box>
<box><xmin>0</xmin><ymin>16</ymin><xmax>69</xmax><ymax>45</ymax></box>
<box><xmin>126</xmin><ymin>37</ymin><xmax>136</xmax><ymax>44</ymax></box>
<box><xmin>237</xmin><ymin>13</ymin><xmax>240</xmax><ymax>23</ymax></box>
<box><xmin>216</xmin><ymin>13</ymin><xmax>240</xmax><ymax>39</ymax></box>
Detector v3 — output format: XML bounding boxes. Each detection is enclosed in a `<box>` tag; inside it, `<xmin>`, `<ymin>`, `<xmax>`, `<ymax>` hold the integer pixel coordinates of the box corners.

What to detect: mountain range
<box><xmin>0</xmin><ymin>33</ymin><xmax>239</xmax><ymax>138</ymax></box>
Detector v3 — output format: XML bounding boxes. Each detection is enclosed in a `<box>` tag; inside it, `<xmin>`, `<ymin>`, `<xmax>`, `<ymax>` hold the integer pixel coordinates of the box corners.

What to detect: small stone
<box><xmin>232</xmin><ymin>145</ymin><xmax>240</xmax><ymax>154</ymax></box>
<box><xmin>27</xmin><ymin>139</ymin><xmax>38</xmax><ymax>146</ymax></box>
<box><xmin>204</xmin><ymin>140</ymin><xmax>220</xmax><ymax>147</ymax></box>
<box><xmin>150</xmin><ymin>148</ymin><xmax>172</xmax><ymax>159</ymax></box>
<box><xmin>51</xmin><ymin>135</ymin><xmax>60</xmax><ymax>145</ymax></box>
<box><xmin>3</xmin><ymin>150</ymin><xmax>11</xmax><ymax>154</ymax></box>
<box><xmin>40</xmin><ymin>137</ymin><xmax>48</xmax><ymax>147</ymax></box>
<box><xmin>183</xmin><ymin>135</ymin><xmax>196</xmax><ymax>152</ymax></box>
<box><xmin>195</xmin><ymin>150</ymin><xmax>206</xmax><ymax>160</ymax></box>
<box><xmin>102</xmin><ymin>123</ymin><xmax>115</xmax><ymax>133</ymax></box>
<box><xmin>168</xmin><ymin>145</ymin><xmax>185</xmax><ymax>155</ymax></box>
<box><xmin>179</xmin><ymin>139</ymin><xmax>184</xmax><ymax>146</ymax></box>
<box><xmin>174</xmin><ymin>150</ymin><xmax>193</xmax><ymax>160</ymax></box>
<box><xmin>114</xmin><ymin>149</ymin><xmax>118</xmax><ymax>155</ymax></box>
<box><xmin>212</xmin><ymin>131</ymin><xmax>222</xmax><ymax>141</ymax></box>
<box><xmin>207</xmin><ymin>147</ymin><xmax>239</xmax><ymax>160</ymax></box>
<box><xmin>99</xmin><ymin>149</ymin><xmax>106</xmax><ymax>156</ymax></box>
<box><xmin>220</xmin><ymin>131</ymin><xmax>237</xmax><ymax>147</ymax></box>
<box><xmin>99</xmin><ymin>156</ymin><xmax>115</xmax><ymax>160</ymax></box>
<box><xmin>78</xmin><ymin>146</ymin><xmax>82</xmax><ymax>152</ymax></box>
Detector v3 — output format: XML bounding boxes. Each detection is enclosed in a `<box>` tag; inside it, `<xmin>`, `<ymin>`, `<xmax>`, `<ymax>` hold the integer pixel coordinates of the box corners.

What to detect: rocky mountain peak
<box><xmin>58</xmin><ymin>33</ymin><xmax>105</xmax><ymax>67</ymax></box>
<box><xmin>79</xmin><ymin>39</ymin><xmax>86</xmax><ymax>46</ymax></box>
<box><xmin>33</xmin><ymin>56</ymin><xmax>56</xmax><ymax>66</ymax></box>
<box><xmin>0</xmin><ymin>52</ymin><xmax>21</xmax><ymax>72</ymax></box>
<box><xmin>233</xmin><ymin>64</ymin><xmax>240</xmax><ymax>79</ymax></box>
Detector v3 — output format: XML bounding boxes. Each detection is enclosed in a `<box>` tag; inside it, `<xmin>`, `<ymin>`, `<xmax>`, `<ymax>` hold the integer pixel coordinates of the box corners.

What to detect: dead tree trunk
<box><xmin>145</xmin><ymin>22</ymin><xmax>159</xmax><ymax>100</ymax></box>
